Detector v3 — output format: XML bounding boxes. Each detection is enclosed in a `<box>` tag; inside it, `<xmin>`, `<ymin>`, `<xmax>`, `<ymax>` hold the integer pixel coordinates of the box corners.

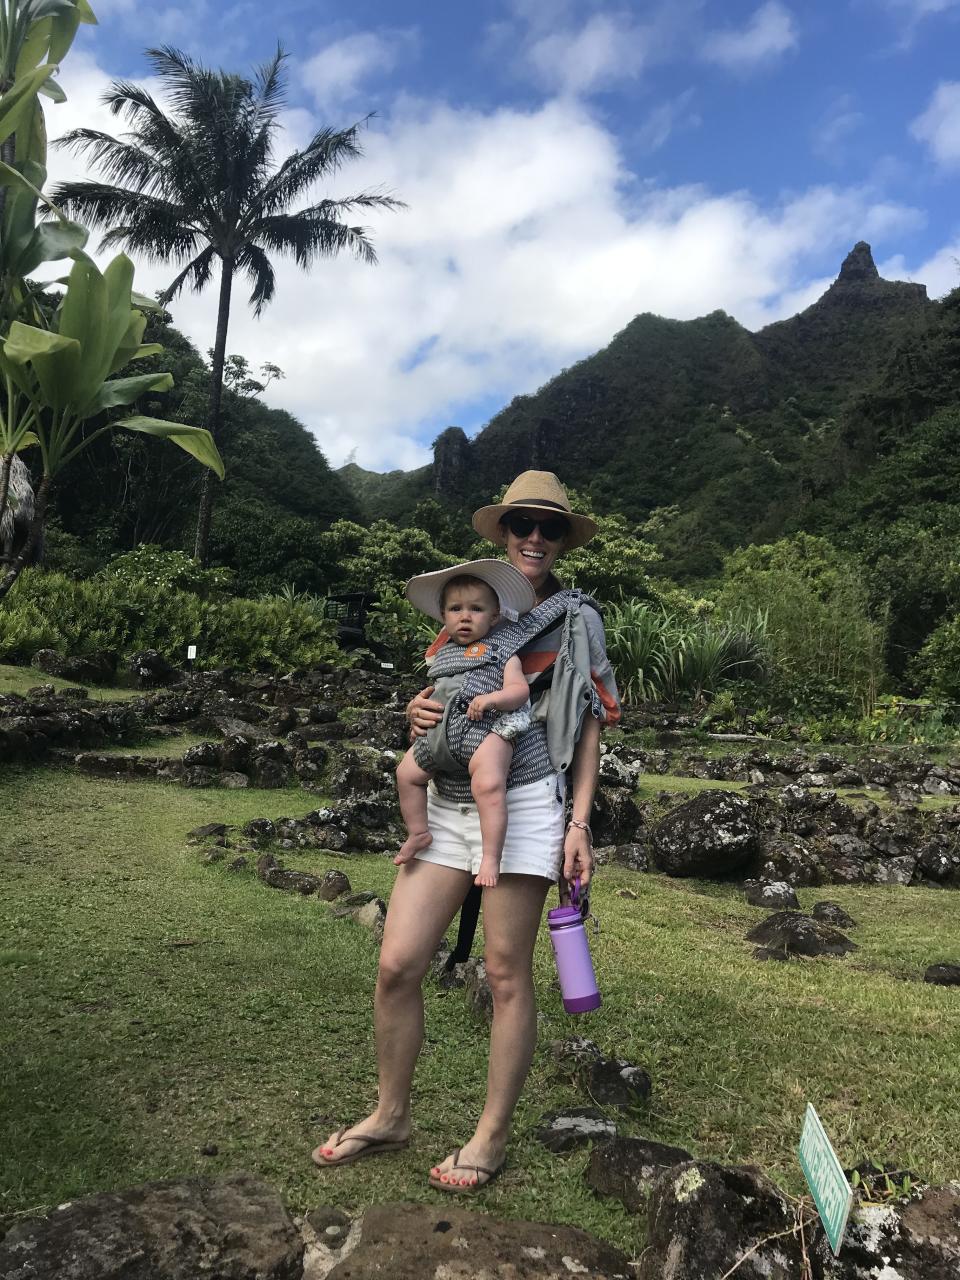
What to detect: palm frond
<box><xmin>159</xmin><ymin>245</ymin><xmax>217</xmax><ymax>303</ymax></box>
<box><xmin>255</xmin><ymin>122</ymin><xmax>374</xmax><ymax>212</ymax></box>
<box><xmin>252</xmin><ymin>209</ymin><xmax>378</xmax><ymax>265</ymax></box>
<box><xmin>52</xmin><ymin>130</ymin><xmax>166</xmax><ymax>196</ymax></box>
<box><xmin>236</xmin><ymin>242</ymin><xmax>275</xmax><ymax>315</ymax></box>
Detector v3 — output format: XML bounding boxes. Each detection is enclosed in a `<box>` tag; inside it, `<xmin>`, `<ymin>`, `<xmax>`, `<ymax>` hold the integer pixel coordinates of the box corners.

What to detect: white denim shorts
<box><xmin>417</xmin><ymin>774</ymin><xmax>565</xmax><ymax>881</ymax></box>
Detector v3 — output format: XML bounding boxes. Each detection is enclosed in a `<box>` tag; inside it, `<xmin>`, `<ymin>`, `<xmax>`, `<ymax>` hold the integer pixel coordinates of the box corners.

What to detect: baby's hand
<box><xmin>467</xmin><ymin>695</ymin><xmax>491</xmax><ymax>721</ymax></box>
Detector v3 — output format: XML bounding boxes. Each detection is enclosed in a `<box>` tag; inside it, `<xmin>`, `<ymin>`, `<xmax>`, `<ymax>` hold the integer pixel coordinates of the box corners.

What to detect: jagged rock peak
<box><xmin>838</xmin><ymin>241</ymin><xmax>880</xmax><ymax>283</ymax></box>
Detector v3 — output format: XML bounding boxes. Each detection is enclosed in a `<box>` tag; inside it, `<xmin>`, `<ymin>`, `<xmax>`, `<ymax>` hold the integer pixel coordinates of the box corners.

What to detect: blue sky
<box><xmin>49</xmin><ymin>0</ymin><xmax>960</xmax><ymax>470</ymax></box>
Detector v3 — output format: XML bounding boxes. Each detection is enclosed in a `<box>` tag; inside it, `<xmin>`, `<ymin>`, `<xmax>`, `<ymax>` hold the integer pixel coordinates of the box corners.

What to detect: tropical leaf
<box><xmin>115</xmin><ymin>416</ymin><xmax>224</xmax><ymax>478</ymax></box>
<box><xmin>84</xmin><ymin>372</ymin><xmax>174</xmax><ymax>416</ymax></box>
<box><xmin>0</xmin><ymin>66</ymin><xmax>58</xmax><ymax>146</ymax></box>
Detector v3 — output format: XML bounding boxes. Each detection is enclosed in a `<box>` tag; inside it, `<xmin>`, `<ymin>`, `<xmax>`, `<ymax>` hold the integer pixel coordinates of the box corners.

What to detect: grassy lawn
<box><xmin>0</xmin><ymin>663</ymin><xmax>142</xmax><ymax>702</ymax></box>
<box><xmin>2</xmin><ymin>765</ymin><xmax>960</xmax><ymax>1257</ymax></box>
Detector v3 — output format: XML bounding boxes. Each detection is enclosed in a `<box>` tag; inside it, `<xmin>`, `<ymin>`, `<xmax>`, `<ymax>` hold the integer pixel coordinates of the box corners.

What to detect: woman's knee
<box><xmin>377</xmin><ymin>945</ymin><xmax>429</xmax><ymax>993</ymax></box>
<box><xmin>484</xmin><ymin>950</ymin><xmax>534</xmax><ymax>1003</ymax></box>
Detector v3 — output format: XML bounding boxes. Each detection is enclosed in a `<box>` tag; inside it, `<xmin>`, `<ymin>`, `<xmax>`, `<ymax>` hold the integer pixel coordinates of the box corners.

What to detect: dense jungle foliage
<box><xmin>8</xmin><ymin>242</ymin><xmax>960</xmax><ymax>727</ymax></box>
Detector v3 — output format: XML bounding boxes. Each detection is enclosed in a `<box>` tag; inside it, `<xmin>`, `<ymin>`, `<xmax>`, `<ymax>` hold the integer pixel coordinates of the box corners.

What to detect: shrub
<box><xmin>104</xmin><ymin>545</ymin><xmax>234</xmax><ymax>598</ymax></box>
<box><xmin>0</xmin><ymin>569</ymin><xmax>344</xmax><ymax>671</ymax></box>
<box><xmin>718</xmin><ymin>534</ymin><xmax>886</xmax><ymax>714</ymax></box>
<box><xmin>910</xmin><ymin>614</ymin><xmax>960</xmax><ymax>703</ymax></box>
<box><xmin>603</xmin><ymin>599</ymin><xmax>770</xmax><ymax>705</ymax></box>
<box><xmin>365</xmin><ymin>588</ymin><xmax>437</xmax><ymax>672</ymax></box>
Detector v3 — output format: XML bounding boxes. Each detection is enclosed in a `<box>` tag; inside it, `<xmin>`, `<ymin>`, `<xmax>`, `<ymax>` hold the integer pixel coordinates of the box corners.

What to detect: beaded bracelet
<box><xmin>567</xmin><ymin>818</ymin><xmax>593</xmax><ymax>841</ymax></box>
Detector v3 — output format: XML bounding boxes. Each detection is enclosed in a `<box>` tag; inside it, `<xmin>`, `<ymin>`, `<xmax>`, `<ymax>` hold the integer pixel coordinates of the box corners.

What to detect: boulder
<box><xmin>814</xmin><ymin>1183</ymin><xmax>960</xmax><ymax>1279</ymax></box>
<box><xmin>609</xmin><ymin>842</ymin><xmax>651</xmax><ymax>872</ymax></box>
<box><xmin>746</xmin><ymin>911</ymin><xmax>858</xmax><ymax>958</ymax></box>
<box><xmin>0</xmin><ymin>1173</ymin><xmax>303</xmax><ymax>1280</ymax></box>
<box><xmin>318</xmin><ymin>869</ymin><xmax>352</xmax><ymax>901</ymax></box>
<box><xmin>586</xmin><ymin>1136</ymin><xmax>694</xmax><ymax>1213</ymax></box>
<box><xmin>812</xmin><ymin>901</ymin><xmax>856</xmax><ymax>928</ymax></box>
<box><xmin>534</xmin><ymin>1107</ymin><xmax>617</xmax><ymax>1154</ymax></box>
<box><xmin>249</xmin><ymin>758</ymin><xmax>291</xmax><ymax>790</ymax></box>
<box><xmin>463</xmin><ymin>957</ymin><xmax>494</xmax><ymax>1024</ymax></box>
<box><xmin>583</xmin><ymin>1057</ymin><xmax>652</xmax><ymax>1108</ymax></box>
<box><xmin>321</xmin><ymin>1201</ymin><xmax>633</xmax><ymax>1280</ymax></box>
<box><xmin>129</xmin><ymin>649</ymin><xmax>177</xmax><ymax>688</ymax></box>
<box><xmin>592</xmin><ymin>786</ymin><xmax>643</xmax><ymax>845</ymax></box>
<box><xmin>743</xmin><ymin>879</ymin><xmax>800</xmax><ymax>909</ymax></box>
<box><xmin>652</xmin><ymin>790</ymin><xmax>757</xmax><ymax>877</ymax></box>
<box><xmin>924</xmin><ymin>963</ymin><xmax>960</xmax><ymax>986</ymax></box>
<box><xmin>219</xmin><ymin>734</ymin><xmax>253</xmax><ymax>772</ymax></box>
<box><xmin>637</xmin><ymin>1161</ymin><xmax>806</xmax><ymax>1279</ymax></box>
<box><xmin>183</xmin><ymin>741</ymin><xmax>221</xmax><ymax>768</ymax></box>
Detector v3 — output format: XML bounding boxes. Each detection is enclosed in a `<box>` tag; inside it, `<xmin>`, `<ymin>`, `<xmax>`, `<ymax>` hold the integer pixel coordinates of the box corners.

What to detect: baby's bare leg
<box><xmin>395</xmin><ymin>748</ymin><xmax>434</xmax><ymax>865</ymax></box>
<box><xmin>469</xmin><ymin>734</ymin><xmax>515</xmax><ymax>888</ymax></box>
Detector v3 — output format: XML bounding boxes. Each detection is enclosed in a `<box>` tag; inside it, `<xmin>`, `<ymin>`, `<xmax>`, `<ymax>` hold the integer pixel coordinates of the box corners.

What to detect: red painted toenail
<box><xmin>440</xmin><ymin>1175</ymin><xmax>449</xmax><ymax>1183</ymax></box>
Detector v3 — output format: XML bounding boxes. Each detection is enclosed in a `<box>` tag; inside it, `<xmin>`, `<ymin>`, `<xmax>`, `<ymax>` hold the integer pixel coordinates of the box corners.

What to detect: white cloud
<box><xmin>301</xmin><ymin>30</ymin><xmax>417</xmax><ymax>116</ymax></box>
<box><xmin>702</xmin><ymin>1</ymin><xmax>798</xmax><ymax>71</ymax></box>
<box><xmin>812</xmin><ymin>94</ymin><xmax>865</xmax><ymax>163</ymax></box>
<box><xmin>911</xmin><ymin>81</ymin><xmax>960</xmax><ymax>167</ymax></box>
<box><xmin>524</xmin><ymin>13</ymin><xmax>649</xmax><ymax>95</ymax></box>
<box><xmin>880</xmin><ymin>242</ymin><xmax>960</xmax><ymax>298</ymax></box>
<box><xmin>881</xmin><ymin>0</ymin><xmax>958</xmax><ymax>15</ymax></box>
<box><xmin>45</xmin><ymin>53</ymin><xmax>925</xmax><ymax>472</ymax></box>
<box><xmin>636</xmin><ymin>89</ymin><xmax>700</xmax><ymax>153</ymax></box>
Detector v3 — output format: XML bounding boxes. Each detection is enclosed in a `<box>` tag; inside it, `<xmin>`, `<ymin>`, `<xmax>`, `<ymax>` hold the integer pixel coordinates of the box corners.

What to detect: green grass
<box><xmin>92</xmin><ymin>732</ymin><xmax>213</xmax><ymax>759</ymax></box>
<box><xmin>0</xmin><ymin>663</ymin><xmax>142</xmax><ymax>702</ymax></box>
<box><xmin>2</xmin><ymin>766</ymin><xmax>960</xmax><ymax>1256</ymax></box>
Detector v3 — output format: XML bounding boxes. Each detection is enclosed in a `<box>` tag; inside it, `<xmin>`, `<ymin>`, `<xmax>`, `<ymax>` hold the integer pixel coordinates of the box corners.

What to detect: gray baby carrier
<box><xmin>423</xmin><ymin>587</ymin><xmax>602</xmax><ymax>777</ymax></box>
<box><xmin>437</xmin><ymin>588</ymin><xmax>603</xmax><ymax>968</ymax></box>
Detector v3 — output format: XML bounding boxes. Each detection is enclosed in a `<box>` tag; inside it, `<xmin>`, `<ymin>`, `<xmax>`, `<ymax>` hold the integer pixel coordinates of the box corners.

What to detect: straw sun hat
<box><xmin>471</xmin><ymin>471</ymin><xmax>598</xmax><ymax>552</ymax></box>
<box><xmin>405</xmin><ymin>558</ymin><xmax>536</xmax><ymax>623</ymax></box>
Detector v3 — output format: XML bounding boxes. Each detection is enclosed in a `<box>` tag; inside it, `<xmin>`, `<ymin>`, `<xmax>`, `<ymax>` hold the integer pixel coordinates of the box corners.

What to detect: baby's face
<box><xmin>442</xmin><ymin>583</ymin><xmax>500</xmax><ymax>645</ymax></box>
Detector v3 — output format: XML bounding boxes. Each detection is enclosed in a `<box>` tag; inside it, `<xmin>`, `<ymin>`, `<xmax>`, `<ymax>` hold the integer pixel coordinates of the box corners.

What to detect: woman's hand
<box><xmin>406</xmin><ymin>685</ymin><xmax>444</xmax><ymax>739</ymax></box>
<box><xmin>562</xmin><ymin>822</ymin><xmax>594</xmax><ymax>892</ymax></box>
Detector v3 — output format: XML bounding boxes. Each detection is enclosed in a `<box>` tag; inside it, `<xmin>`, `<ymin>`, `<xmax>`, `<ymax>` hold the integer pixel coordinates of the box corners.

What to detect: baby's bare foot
<box><xmin>474</xmin><ymin>857</ymin><xmax>500</xmax><ymax>888</ymax></box>
<box><xmin>394</xmin><ymin>831</ymin><xmax>432</xmax><ymax>865</ymax></box>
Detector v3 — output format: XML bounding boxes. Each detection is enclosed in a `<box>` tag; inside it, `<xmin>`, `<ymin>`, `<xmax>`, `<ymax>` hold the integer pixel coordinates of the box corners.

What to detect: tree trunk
<box><xmin>0</xmin><ymin>452</ymin><xmax>12</xmax><ymax>560</ymax></box>
<box><xmin>193</xmin><ymin>260</ymin><xmax>233</xmax><ymax>565</ymax></box>
<box><xmin>0</xmin><ymin>472</ymin><xmax>49</xmax><ymax>600</ymax></box>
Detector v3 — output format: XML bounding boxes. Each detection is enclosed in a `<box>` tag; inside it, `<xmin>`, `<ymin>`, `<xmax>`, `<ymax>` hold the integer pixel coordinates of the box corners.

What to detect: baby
<box><xmin>394</xmin><ymin>561</ymin><xmax>535</xmax><ymax>887</ymax></box>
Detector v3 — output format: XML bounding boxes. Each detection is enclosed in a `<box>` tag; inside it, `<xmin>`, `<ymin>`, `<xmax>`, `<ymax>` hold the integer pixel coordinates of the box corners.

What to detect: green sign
<box><xmin>798</xmin><ymin>1104</ymin><xmax>853</xmax><ymax>1255</ymax></box>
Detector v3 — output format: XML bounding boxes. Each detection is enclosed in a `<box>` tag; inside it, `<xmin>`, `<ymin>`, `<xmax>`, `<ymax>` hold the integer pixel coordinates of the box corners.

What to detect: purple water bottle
<box><xmin>547</xmin><ymin>878</ymin><xmax>601</xmax><ymax>1014</ymax></box>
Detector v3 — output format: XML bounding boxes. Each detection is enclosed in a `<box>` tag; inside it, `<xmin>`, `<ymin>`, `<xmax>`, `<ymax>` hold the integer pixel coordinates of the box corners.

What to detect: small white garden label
<box><xmin>798</xmin><ymin>1104</ymin><xmax>853</xmax><ymax>1254</ymax></box>
<box><xmin>187</xmin><ymin>645</ymin><xmax>197</xmax><ymax>661</ymax></box>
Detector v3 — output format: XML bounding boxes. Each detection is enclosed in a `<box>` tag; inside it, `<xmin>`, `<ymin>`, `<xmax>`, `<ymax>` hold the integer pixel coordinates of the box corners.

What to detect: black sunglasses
<box><xmin>501</xmin><ymin>511</ymin><xmax>570</xmax><ymax>542</ymax></box>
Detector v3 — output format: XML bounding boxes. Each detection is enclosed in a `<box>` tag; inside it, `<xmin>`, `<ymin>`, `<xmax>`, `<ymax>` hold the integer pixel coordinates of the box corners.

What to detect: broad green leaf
<box><xmin>132</xmin><ymin>290</ymin><xmax>163</xmax><ymax>312</ymax></box>
<box><xmin>84</xmin><ymin>371</ymin><xmax>174</xmax><ymax>417</ymax></box>
<box><xmin>15</xmin><ymin>18</ymin><xmax>53</xmax><ymax>76</ymax></box>
<box><xmin>4</xmin><ymin>319</ymin><xmax>82</xmax><ymax>409</ymax></box>
<box><xmin>17</xmin><ymin>218</ymin><xmax>88</xmax><ymax>275</ymax></box>
<box><xmin>37</xmin><ymin>78</ymin><xmax>68</xmax><ymax>104</ymax></box>
<box><xmin>0</xmin><ymin>66</ymin><xmax>58</xmax><ymax>147</ymax></box>
<box><xmin>129</xmin><ymin>343</ymin><xmax>163</xmax><ymax>361</ymax></box>
<box><xmin>116</xmin><ymin>416</ymin><xmax>225</xmax><ymax>478</ymax></box>
<box><xmin>108</xmin><ymin>308</ymin><xmax>147</xmax><ymax>374</ymax></box>
<box><xmin>13</xmin><ymin>431</ymin><xmax>40</xmax><ymax>451</ymax></box>
<box><xmin>49</xmin><ymin>0</ymin><xmax>97</xmax><ymax>64</ymax></box>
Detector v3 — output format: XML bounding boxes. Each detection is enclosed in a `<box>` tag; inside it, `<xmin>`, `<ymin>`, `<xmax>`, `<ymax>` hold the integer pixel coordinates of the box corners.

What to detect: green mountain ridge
<box><xmin>339</xmin><ymin>242</ymin><xmax>941</xmax><ymax>579</ymax></box>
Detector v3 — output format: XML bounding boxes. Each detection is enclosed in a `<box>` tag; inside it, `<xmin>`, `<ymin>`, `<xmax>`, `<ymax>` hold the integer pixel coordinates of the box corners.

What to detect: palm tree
<box><xmin>52</xmin><ymin>45</ymin><xmax>402</xmax><ymax>563</ymax></box>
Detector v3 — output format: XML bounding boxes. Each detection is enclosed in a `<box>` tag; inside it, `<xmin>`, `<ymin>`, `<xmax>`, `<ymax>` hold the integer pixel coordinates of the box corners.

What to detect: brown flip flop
<box><xmin>312</xmin><ymin>1126</ymin><xmax>409</xmax><ymax>1168</ymax></box>
<box><xmin>428</xmin><ymin>1147</ymin><xmax>505</xmax><ymax>1193</ymax></box>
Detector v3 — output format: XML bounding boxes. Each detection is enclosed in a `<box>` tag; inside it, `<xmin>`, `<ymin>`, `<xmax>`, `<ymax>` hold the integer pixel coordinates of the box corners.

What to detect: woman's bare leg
<box><xmin>468</xmin><ymin>735</ymin><xmax>514</xmax><ymax>888</ymax></box>
<box><xmin>316</xmin><ymin>859</ymin><xmax>472</xmax><ymax>1163</ymax></box>
<box><xmin>395</xmin><ymin>748</ymin><xmax>435</xmax><ymax>864</ymax></box>
<box><xmin>430</xmin><ymin>873</ymin><xmax>550</xmax><ymax>1186</ymax></box>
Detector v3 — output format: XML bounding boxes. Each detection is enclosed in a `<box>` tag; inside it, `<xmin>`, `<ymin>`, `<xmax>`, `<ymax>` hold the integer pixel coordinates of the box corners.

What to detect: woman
<box><xmin>313</xmin><ymin>471</ymin><xmax>620</xmax><ymax>1189</ymax></box>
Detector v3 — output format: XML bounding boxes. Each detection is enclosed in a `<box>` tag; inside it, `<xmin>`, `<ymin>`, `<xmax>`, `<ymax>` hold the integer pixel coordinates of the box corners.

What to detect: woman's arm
<box><xmin>562</xmin><ymin>713</ymin><xmax>600</xmax><ymax>888</ymax></box>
